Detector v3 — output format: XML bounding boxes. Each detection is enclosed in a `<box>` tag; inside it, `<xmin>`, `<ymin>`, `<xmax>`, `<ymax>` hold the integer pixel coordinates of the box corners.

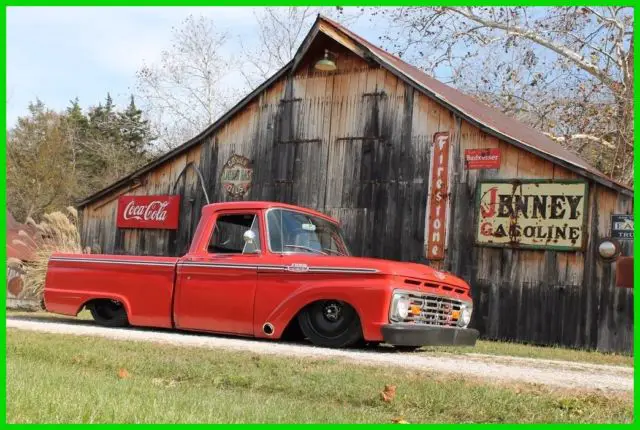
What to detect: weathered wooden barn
<box><xmin>77</xmin><ymin>16</ymin><xmax>634</xmax><ymax>352</ymax></box>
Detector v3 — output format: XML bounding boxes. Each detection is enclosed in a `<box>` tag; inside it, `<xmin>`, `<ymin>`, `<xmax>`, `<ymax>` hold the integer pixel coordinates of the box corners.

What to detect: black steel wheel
<box><xmin>88</xmin><ymin>300</ymin><xmax>129</xmax><ymax>327</ymax></box>
<box><xmin>297</xmin><ymin>300</ymin><xmax>362</xmax><ymax>348</ymax></box>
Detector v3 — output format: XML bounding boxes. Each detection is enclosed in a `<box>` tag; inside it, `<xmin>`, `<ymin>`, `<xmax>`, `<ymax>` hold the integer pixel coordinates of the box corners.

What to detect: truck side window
<box><xmin>208</xmin><ymin>214</ymin><xmax>261</xmax><ymax>254</ymax></box>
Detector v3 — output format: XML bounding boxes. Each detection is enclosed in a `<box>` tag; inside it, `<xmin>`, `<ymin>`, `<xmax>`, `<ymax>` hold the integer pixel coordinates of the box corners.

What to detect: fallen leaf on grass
<box><xmin>380</xmin><ymin>384</ymin><xmax>397</xmax><ymax>402</ymax></box>
<box><xmin>117</xmin><ymin>368</ymin><xmax>130</xmax><ymax>379</ymax></box>
<box><xmin>392</xmin><ymin>417</ymin><xmax>410</xmax><ymax>424</ymax></box>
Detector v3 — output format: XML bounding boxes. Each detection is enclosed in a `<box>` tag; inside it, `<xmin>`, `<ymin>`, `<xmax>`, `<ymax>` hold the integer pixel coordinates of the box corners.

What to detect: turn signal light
<box><xmin>409</xmin><ymin>305</ymin><xmax>422</xmax><ymax>315</ymax></box>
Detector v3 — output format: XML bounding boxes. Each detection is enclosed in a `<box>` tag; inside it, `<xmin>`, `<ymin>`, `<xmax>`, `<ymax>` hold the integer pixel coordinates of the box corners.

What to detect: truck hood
<box><xmin>329</xmin><ymin>256</ymin><xmax>469</xmax><ymax>290</ymax></box>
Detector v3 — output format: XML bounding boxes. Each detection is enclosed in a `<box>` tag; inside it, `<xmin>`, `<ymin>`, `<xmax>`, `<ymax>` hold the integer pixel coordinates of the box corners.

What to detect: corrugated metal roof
<box><xmin>78</xmin><ymin>15</ymin><xmax>631</xmax><ymax>207</ymax></box>
<box><xmin>318</xmin><ymin>16</ymin><xmax>631</xmax><ymax>194</ymax></box>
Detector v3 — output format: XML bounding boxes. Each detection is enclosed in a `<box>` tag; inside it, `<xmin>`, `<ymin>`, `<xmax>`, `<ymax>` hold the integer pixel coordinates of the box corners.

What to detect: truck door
<box><xmin>174</xmin><ymin>211</ymin><xmax>262</xmax><ymax>335</ymax></box>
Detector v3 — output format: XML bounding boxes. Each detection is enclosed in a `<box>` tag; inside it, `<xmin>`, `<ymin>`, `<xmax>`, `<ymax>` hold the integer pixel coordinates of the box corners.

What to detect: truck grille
<box><xmin>403</xmin><ymin>278</ymin><xmax>467</xmax><ymax>295</ymax></box>
<box><xmin>405</xmin><ymin>292</ymin><xmax>464</xmax><ymax>327</ymax></box>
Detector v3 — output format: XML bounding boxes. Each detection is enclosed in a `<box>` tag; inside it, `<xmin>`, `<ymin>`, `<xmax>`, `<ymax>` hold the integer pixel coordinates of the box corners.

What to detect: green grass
<box><xmin>6</xmin><ymin>329</ymin><xmax>632</xmax><ymax>423</ymax></box>
<box><xmin>8</xmin><ymin>309</ymin><xmax>633</xmax><ymax>367</ymax></box>
<box><xmin>419</xmin><ymin>341</ymin><xmax>633</xmax><ymax>367</ymax></box>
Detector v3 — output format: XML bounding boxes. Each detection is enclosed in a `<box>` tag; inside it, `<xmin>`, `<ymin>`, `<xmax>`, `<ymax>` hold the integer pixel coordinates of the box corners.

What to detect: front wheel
<box><xmin>88</xmin><ymin>300</ymin><xmax>129</xmax><ymax>327</ymax></box>
<box><xmin>297</xmin><ymin>300</ymin><xmax>363</xmax><ymax>348</ymax></box>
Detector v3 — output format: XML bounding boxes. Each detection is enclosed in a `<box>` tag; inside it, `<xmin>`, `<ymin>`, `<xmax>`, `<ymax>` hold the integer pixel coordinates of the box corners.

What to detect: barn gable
<box><xmin>78</xmin><ymin>15</ymin><xmax>630</xmax><ymax>208</ymax></box>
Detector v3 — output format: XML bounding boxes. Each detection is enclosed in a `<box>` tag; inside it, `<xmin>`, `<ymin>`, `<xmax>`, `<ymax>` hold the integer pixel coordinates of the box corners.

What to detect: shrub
<box><xmin>21</xmin><ymin>207</ymin><xmax>84</xmax><ymax>302</ymax></box>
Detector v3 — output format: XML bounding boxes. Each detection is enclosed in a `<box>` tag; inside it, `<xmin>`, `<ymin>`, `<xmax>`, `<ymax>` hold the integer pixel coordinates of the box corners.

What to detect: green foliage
<box><xmin>7</xmin><ymin>95</ymin><xmax>155</xmax><ymax>221</ymax></box>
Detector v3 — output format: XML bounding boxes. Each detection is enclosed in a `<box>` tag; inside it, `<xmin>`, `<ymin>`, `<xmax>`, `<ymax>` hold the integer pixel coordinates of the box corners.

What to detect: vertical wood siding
<box><xmin>79</xmin><ymin>54</ymin><xmax>633</xmax><ymax>352</ymax></box>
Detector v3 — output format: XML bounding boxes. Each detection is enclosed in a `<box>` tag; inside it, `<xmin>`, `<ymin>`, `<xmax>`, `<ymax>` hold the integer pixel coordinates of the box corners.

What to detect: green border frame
<box><xmin>2</xmin><ymin>3</ymin><xmax>637</xmax><ymax>426</ymax></box>
<box><xmin>474</xmin><ymin>179</ymin><xmax>590</xmax><ymax>252</ymax></box>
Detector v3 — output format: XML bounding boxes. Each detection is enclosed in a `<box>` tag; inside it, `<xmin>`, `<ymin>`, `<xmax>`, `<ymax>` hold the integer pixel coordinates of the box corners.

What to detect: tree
<box><xmin>83</xmin><ymin>94</ymin><xmax>154</xmax><ymax>189</ymax></box>
<box><xmin>119</xmin><ymin>95</ymin><xmax>153</xmax><ymax>154</ymax></box>
<box><xmin>240</xmin><ymin>7</ymin><xmax>360</xmax><ymax>88</ymax></box>
<box><xmin>136</xmin><ymin>15</ymin><xmax>239</xmax><ymax>150</ymax></box>
<box><xmin>379</xmin><ymin>7</ymin><xmax>633</xmax><ymax>184</ymax></box>
<box><xmin>7</xmin><ymin>96</ymin><xmax>155</xmax><ymax>221</ymax></box>
<box><xmin>7</xmin><ymin>101</ymin><xmax>78</xmax><ymax>221</ymax></box>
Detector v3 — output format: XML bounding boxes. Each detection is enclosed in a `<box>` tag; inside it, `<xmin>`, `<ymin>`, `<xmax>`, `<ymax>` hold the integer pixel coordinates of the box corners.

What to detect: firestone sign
<box><xmin>425</xmin><ymin>132</ymin><xmax>451</xmax><ymax>260</ymax></box>
<box><xmin>117</xmin><ymin>195</ymin><xmax>181</xmax><ymax>230</ymax></box>
<box><xmin>476</xmin><ymin>181</ymin><xmax>588</xmax><ymax>251</ymax></box>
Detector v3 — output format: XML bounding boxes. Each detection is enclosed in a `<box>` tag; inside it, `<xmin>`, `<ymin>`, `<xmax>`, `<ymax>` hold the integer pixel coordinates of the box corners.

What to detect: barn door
<box><xmin>272</xmin><ymin>76</ymin><xmax>329</xmax><ymax>210</ymax></box>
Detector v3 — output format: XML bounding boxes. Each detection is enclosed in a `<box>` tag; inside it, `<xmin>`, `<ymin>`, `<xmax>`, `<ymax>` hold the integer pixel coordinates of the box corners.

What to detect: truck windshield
<box><xmin>266</xmin><ymin>209</ymin><xmax>350</xmax><ymax>256</ymax></box>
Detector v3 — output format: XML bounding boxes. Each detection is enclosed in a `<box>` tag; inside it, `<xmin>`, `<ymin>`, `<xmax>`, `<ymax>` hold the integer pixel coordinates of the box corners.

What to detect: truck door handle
<box><xmin>208</xmin><ymin>255</ymin><xmax>233</xmax><ymax>260</ymax></box>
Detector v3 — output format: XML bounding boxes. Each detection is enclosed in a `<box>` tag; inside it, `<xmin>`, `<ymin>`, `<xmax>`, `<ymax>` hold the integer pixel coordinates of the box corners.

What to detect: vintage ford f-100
<box><xmin>44</xmin><ymin>201</ymin><xmax>479</xmax><ymax>349</ymax></box>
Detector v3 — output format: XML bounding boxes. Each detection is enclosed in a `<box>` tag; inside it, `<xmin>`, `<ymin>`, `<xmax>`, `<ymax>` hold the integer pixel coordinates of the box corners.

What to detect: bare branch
<box><xmin>543</xmin><ymin>132</ymin><xmax>616</xmax><ymax>149</ymax></box>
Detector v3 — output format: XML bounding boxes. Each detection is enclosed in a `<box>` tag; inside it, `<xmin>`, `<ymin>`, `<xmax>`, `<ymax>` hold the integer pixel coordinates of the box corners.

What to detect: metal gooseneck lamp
<box><xmin>314</xmin><ymin>49</ymin><xmax>337</xmax><ymax>71</ymax></box>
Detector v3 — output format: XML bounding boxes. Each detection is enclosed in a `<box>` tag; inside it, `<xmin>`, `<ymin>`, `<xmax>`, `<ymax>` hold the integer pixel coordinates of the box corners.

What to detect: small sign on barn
<box><xmin>611</xmin><ymin>214</ymin><xmax>633</xmax><ymax>240</ymax></box>
<box><xmin>221</xmin><ymin>154</ymin><xmax>253</xmax><ymax>198</ymax></box>
<box><xmin>475</xmin><ymin>180</ymin><xmax>588</xmax><ymax>251</ymax></box>
<box><xmin>464</xmin><ymin>148</ymin><xmax>501</xmax><ymax>169</ymax></box>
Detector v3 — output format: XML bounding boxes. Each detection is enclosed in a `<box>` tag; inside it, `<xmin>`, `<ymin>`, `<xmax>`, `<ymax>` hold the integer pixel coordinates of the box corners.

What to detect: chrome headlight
<box><xmin>457</xmin><ymin>303</ymin><xmax>473</xmax><ymax>328</ymax></box>
<box><xmin>390</xmin><ymin>292</ymin><xmax>411</xmax><ymax>322</ymax></box>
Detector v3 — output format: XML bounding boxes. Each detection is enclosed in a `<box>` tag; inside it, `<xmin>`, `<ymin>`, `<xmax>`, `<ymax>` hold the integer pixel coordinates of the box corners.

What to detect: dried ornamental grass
<box><xmin>22</xmin><ymin>207</ymin><xmax>85</xmax><ymax>301</ymax></box>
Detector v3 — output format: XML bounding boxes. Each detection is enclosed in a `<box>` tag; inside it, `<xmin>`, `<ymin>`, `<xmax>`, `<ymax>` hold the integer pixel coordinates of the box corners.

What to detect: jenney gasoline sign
<box><xmin>476</xmin><ymin>181</ymin><xmax>588</xmax><ymax>251</ymax></box>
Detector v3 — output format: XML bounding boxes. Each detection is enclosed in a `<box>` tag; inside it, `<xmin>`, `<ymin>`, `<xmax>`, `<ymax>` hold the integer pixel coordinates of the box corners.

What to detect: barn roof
<box><xmin>78</xmin><ymin>15</ymin><xmax>631</xmax><ymax>207</ymax></box>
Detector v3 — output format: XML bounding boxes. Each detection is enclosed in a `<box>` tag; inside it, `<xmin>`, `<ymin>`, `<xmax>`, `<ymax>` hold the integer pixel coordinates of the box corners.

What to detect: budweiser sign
<box><xmin>117</xmin><ymin>195</ymin><xmax>180</xmax><ymax>230</ymax></box>
<box><xmin>464</xmin><ymin>148</ymin><xmax>501</xmax><ymax>170</ymax></box>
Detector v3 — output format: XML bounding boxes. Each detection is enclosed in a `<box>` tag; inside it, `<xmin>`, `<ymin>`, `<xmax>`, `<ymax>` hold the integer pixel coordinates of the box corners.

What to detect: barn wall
<box><xmin>79</xmin><ymin>48</ymin><xmax>633</xmax><ymax>352</ymax></box>
<box><xmin>445</xmin><ymin>119</ymin><xmax>633</xmax><ymax>352</ymax></box>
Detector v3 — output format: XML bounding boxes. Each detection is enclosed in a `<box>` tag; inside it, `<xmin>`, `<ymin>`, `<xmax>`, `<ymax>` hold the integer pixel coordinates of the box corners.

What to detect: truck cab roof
<box><xmin>202</xmin><ymin>201</ymin><xmax>339</xmax><ymax>224</ymax></box>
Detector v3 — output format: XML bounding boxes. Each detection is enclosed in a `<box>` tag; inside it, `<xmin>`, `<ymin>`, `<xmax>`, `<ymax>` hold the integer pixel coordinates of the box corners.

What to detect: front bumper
<box><xmin>381</xmin><ymin>324</ymin><xmax>479</xmax><ymax>347</ymax></box>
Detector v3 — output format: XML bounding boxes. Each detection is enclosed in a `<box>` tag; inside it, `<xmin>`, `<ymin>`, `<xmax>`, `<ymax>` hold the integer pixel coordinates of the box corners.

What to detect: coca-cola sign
<box><xmin>117</xmin><ymin>195</ymin><xmax>181</xmax><ymax>230</ymax></box>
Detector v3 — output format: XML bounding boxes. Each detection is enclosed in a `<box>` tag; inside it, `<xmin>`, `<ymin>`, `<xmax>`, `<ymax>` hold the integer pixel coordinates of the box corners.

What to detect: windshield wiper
<box><xmin>283</xmin><ymin>245</ymin><xmax>327</xmax><ymax>255</ymax></box>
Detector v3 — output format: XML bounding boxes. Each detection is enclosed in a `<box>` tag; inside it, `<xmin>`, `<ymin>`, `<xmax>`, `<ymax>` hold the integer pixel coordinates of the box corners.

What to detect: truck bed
<box><xmin>44</xmin><ymin>253</ymin><xmax>179</xmax><ymax>328</ymax></box>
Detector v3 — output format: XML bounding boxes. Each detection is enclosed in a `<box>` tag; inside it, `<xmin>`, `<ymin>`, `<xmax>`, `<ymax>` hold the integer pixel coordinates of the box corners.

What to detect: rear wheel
<box><xmin>88</xmin><ymin>300</ymin><xmax>129</xmax><ymax>327</ymax></box>
<box><xmin>297</xmin><ymin>300</ymin><xmax>362</xmax><ymax>348</ymax></box>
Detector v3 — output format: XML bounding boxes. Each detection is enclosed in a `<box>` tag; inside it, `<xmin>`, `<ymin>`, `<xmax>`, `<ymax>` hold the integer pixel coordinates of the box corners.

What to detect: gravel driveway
<box><xmin>7</xmin><ymin>317</ymin><xmax>633</xmax><ymax>393</ymax></box>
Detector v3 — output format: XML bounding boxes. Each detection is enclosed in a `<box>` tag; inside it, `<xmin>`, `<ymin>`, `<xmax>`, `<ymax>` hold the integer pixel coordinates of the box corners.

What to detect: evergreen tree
<box><xmin>7</xmin><ymin>95</ymin><xmax>157</xmax><ymax>220</ymax></box>
<box><xmin>66</xmin><ymin>97</ymin><xmax>89</xmax><ymax>133</ymax></box>
<box><xmin>119</xmin><ymin>95</ymin><xmax>152</xmax><ymax>154</ymax></box>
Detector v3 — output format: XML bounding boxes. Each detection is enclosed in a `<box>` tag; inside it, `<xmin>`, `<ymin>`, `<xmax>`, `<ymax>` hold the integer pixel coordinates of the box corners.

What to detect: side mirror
<box><xmin>243</xmin><ymin>230</ymin><xmax>257</xmax><ymax>244</ymax></box>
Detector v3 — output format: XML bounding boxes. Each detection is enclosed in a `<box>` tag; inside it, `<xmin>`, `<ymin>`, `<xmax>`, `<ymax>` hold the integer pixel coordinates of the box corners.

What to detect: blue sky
<box><xmin>6</xmin><ymin>7</ymin><xmax>380</xmax><ymax>127</ymax></box>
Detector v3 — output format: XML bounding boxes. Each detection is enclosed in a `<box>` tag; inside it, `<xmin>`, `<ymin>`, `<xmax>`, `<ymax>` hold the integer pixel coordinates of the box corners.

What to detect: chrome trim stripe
<box><xmin>180</xmin><ymin>263</ymin><xmax>257</xmax><ymax>270</ymax></box>
<box><xmin>49</xmin><ymin>257</ymin><xmax>175</xmax><ymax>267</ymax></box>
<box><xmin>307</xmin><ymin>267</ymin><xmax>378</xmax><ymax>273</ymax></box>
<box><xmin>50</xmin><ymin>257</ymin><xmax>379</xmax><ymax>274</ymax></box>
<box><xmin>181</xmin><ymin>262</ymin><xmax>378</xmax><ymax>273</ymax></box>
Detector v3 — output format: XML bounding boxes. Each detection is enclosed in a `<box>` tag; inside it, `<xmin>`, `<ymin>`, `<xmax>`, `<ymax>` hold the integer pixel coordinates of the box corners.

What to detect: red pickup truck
<box><xmin>44</xmin><ymin>201</ymin><xmax>479</xmax><ymax>349</ymax></box>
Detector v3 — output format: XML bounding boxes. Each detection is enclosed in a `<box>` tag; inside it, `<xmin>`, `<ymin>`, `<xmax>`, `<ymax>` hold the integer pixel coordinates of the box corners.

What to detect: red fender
<box><xmin>256</xmin><ymin>284</ymin><xmax>390</xmax><ymax>341</ymax></box>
